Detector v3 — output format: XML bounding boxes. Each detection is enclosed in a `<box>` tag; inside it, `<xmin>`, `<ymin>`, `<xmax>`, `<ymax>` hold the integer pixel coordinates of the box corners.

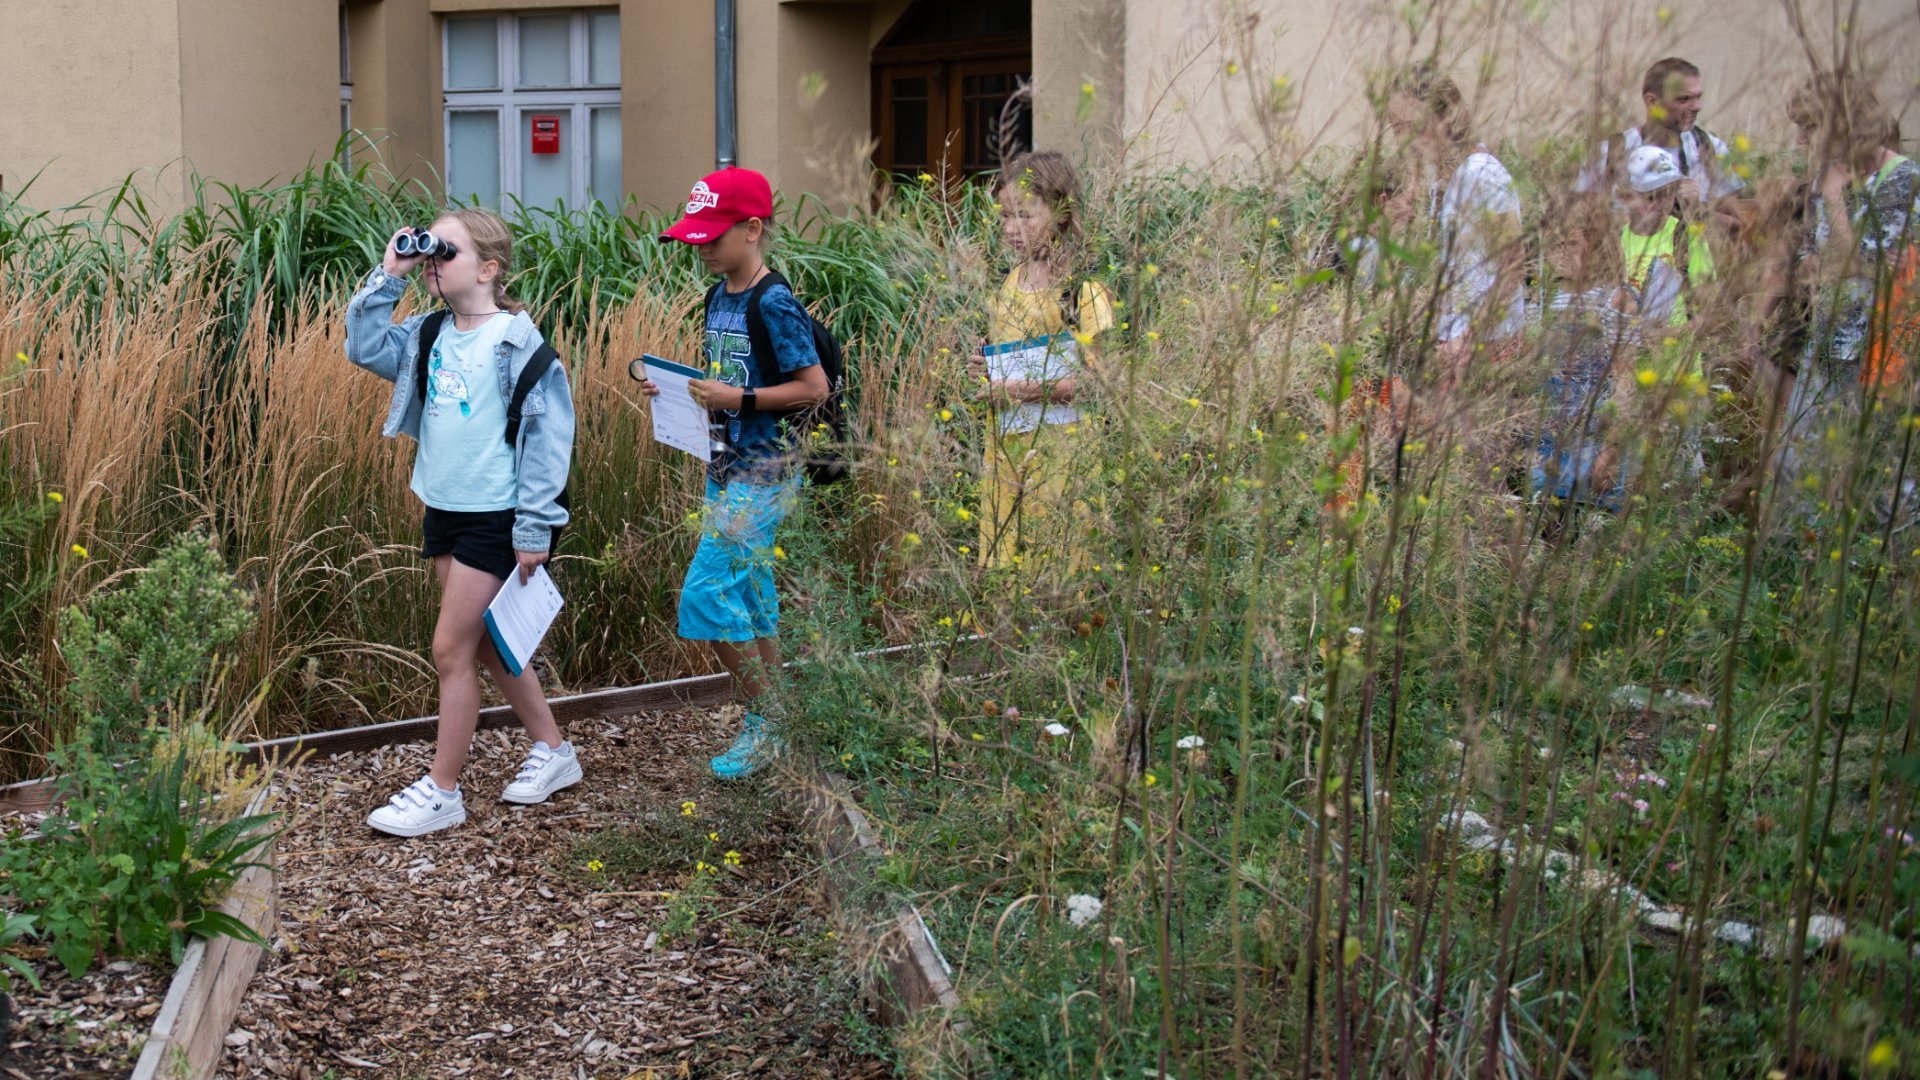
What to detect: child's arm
<box><xmin>344</xmin><ymin>230</ymin><xmax>433</xmax><ymax>383</ymax></box>
<box><xmin>512</xmin><ymin>355</ymin><xmax>574</xmax><ymax>573</ymax></box>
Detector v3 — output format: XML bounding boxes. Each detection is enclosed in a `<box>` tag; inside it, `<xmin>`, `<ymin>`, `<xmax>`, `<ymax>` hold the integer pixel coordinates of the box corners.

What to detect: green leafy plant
<box><xmin>0</xmin><ymin>721</ymin><xmax>276</xmax><ymax>977</ymax></box>
<box><xmin>0</xmin><ymin>911</ymin><xmax>40</xmax><ymax>993</ymax></box>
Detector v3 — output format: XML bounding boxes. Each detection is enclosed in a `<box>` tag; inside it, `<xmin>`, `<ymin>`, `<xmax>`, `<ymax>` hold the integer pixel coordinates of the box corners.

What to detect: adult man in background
<box><xmin>1576</xmin><ymin>57</ymin><xmax>1746</xmax><ymax>224</ymax></box>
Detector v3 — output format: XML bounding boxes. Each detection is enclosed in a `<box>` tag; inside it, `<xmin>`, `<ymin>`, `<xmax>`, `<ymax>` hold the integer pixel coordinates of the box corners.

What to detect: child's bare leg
<box><xmin>476</xmin><ymin>635</ymin><xmax>564</xmax><ymax>746</ymax></box>
<box><xmin>712</xmin><ymin>639</ymin><xmax>773</xmax><ymax>701</ymax></box>
<box><xmin>427</xmin><ymin>556</ymin><xmax>505</xmax><ymax>790</ymax></box>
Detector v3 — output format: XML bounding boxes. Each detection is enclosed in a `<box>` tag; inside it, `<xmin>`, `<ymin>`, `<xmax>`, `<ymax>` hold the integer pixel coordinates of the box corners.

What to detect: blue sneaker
<box><xmin>710</xmin><ymin>712</ymin><xmax>783</xmax><ymax>780</ymax></box>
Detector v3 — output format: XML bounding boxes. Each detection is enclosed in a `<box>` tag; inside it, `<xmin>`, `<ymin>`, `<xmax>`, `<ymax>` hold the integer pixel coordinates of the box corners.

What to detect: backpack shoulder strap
<box><xmin>505</xmin><ymin>340</ymin><xmax>562</xmax><ymax>447</ymax></box>
<box><xmin>1670</xmin><ymin>216</ymin><xmax>1693</xmax><ymax>296</ymax></box>
<box><xmin>414</xmin><ymin>310</ymin><xmax>449</xmax><ymax>401</ymax></box>
<box><xmin>743</xmin><ymin>269</ymin><xmax>794</xmax><ymax>387</ymax></box>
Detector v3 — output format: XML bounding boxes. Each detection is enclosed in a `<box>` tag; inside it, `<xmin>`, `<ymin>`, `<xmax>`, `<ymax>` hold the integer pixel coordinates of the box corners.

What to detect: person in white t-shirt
<box><xmin>1574</xmin><ymin>57</ymin><xmax>1745</xmax><ymax>223</ymax></box>
<box><xmin>1386</xmin><ymin>62</ymin><xmax>1528</xmax><ymax>391</ymax></box>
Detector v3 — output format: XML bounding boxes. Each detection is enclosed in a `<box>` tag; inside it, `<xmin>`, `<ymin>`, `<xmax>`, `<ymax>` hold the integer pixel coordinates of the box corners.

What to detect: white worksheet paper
<box><xmin>984</xmin><ymin>333</ymin><xmax>1079</xmax><ymax>383</ymax></box>
<box><xmin>483</xmin><ymin>564</ymin><xmax>565</xmax><ymax>679</ymax></box>
<box><xmin>983</xmin><ymin>333</ymin><xmax>1083</xmax><ymax>434</ymax></box>
<box><xmin>641</xmin><ymin>354</ymin><xmax>713</xmax><ymax>463</ymax></box>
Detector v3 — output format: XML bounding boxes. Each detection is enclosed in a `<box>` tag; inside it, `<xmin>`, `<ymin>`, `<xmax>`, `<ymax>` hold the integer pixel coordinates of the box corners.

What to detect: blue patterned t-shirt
<box><xmin>702</xmin><ymin>280</ymin><xmax>820</xmax><ymax>483</ymax></box>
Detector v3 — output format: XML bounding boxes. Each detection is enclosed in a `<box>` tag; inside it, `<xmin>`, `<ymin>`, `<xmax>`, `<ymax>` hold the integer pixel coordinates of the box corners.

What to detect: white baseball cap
<box><xmin>1624</xmin><ymin>145</ymin><xmax>1683</xmax><ymax>194</ymax></box>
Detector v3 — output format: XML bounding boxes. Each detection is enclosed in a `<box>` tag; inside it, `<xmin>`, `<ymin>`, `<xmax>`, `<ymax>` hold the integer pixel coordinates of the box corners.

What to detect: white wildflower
<box><xmin>1065</xmin><ymin>893</ymin><xmax>1104</xmax><ymax>927</ymax></box>
<box><xmin>1176</xmin><ymin>735</ymin><xmax>1206</xmax><ymax>750</ymax></box>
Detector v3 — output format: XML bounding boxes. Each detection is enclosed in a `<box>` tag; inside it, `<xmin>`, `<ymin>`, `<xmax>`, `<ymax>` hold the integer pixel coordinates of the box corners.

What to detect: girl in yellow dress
<box><xmin>965</xmin><ymin>151</ymin><xmax>1117</xmax><ymax>571</ymax></box>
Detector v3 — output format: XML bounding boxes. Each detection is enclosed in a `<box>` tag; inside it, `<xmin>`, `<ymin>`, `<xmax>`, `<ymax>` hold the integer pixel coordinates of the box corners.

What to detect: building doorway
<box><xmin>871</xmin><ymin>0</ymin><xmax>1031</xmax><ymax>183</ymax></box>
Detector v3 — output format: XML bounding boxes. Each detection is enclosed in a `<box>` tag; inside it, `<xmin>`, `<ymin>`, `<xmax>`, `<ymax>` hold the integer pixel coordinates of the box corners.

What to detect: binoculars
<box><xmin>394</xmin><ymin>229</ymin><xmax>459</xmax><ymax>260</ymax></box>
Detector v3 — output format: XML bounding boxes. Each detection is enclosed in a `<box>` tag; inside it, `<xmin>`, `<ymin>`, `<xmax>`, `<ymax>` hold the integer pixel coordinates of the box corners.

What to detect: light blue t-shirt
<box><xmin>411</xmin><ymin>313</ymin><xmax>518</xmax><ymax>511</ymax></box>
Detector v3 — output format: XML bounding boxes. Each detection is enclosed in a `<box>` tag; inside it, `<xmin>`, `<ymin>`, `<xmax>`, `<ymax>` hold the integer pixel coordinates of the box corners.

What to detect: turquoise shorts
<box><xmin>677</xmin><ymin>476</ymin><xmax>797</xmax><ymax>643</ymax></box>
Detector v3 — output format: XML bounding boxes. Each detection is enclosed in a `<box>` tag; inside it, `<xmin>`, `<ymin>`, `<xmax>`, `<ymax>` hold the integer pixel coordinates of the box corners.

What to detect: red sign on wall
<box><xmin>530</xmin><ymin>114</ymin><xmax>561</xmax><ymax>155</ymax></box>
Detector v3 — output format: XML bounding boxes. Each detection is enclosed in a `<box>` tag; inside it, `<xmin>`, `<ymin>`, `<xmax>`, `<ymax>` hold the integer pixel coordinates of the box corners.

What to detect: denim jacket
<box><xmin>344</xmin><ymin>267</ymin><xmax>574</xmax><ymax>552</ymax></box>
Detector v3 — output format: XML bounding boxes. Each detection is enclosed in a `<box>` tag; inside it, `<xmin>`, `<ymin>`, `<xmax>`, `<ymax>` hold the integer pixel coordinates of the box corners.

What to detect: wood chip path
<box><xmin>215</xmin><ymin>705</ymin><xmax>889</xmax><ymax>1079</ymax></box>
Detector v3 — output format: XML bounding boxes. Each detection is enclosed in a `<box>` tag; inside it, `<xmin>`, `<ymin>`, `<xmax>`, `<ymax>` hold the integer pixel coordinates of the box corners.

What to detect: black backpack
<box><xmin>414</xmin><ymin>310</ymin><xmax>572</xmax><ymax>513</ymax></box>
<box><xmin>703</xmin><ymin>270</ymin><xmax>851</xmax><ymax>485</ymax></box>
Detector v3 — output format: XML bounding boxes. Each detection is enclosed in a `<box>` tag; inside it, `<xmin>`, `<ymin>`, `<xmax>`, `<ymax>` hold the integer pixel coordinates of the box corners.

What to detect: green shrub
<box><xmin>57</xmin><ymin>531</ymin><xmax>255</xmax><ymax>730</ymax></box>
<box><xmin>0</xmin><ymin>722</ymin><xmax>275</xmax><ymax>977</ymax></box>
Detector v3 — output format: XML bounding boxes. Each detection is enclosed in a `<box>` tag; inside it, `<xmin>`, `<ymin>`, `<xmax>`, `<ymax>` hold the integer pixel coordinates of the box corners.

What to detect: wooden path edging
<box><xmin>799</xmin><ymin>767</ymin><xmax>989</xmax><ymax>1077</ymax></box>
<box><xmin>0</xmin><ymin>674</ymin><xmax>741</xmax><ymax>815</ymax></box>
<box><xmin>1</xmin><ymin>639</ymin><xmax>973</xmax><ymax>814</ymax></box>
<box><xmin>129</xmin><ymin>789</ymin><xmax>278</xmax><ymax>1080</ymax></box>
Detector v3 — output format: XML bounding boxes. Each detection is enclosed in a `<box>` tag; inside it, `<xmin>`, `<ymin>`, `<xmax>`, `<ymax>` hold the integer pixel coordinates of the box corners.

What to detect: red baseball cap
<box><xmin>659</xmin><ymin>167</ymin><xmax>773</xmax><ymax>244</ymax></box>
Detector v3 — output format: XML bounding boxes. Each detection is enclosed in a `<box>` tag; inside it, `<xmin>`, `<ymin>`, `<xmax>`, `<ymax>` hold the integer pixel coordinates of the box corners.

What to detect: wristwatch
<box><xmin>739</xmin><ymin>386</ymin><xmax>757</xmax><ymax>414</ymax></box>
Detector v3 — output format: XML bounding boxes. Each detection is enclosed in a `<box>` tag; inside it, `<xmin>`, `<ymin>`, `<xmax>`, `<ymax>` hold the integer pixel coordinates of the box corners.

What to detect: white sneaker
<box><xmin>500</xmin><ymin>740</ymin><xmax>582</xmax><ymax>805</ymax></box>
<box><xmin>367</xmin><ymin>776</ymin><xmax>467</xmax><ymax>837</ymax></box>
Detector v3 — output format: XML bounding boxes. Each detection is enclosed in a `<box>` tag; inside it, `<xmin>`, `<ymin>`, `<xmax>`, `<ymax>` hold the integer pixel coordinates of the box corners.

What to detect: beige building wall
<box><xmin>178</xmin><ymin>0</ymin><xmax>340</xmax><ymax>191</ymax></box>
<box><xmin>348</xmin><ymin>0</ymin><xmax>442</xmax><ymax>191</ymax></box>
<box><xmin>616</xmin><ymin>0</ymin><xmax>715</xmax><ymax>214</ymax></box>
<box><xmin>0</xmin><ymin>0</ymin><xmax>187</xmax><ymax>210</ymax></box>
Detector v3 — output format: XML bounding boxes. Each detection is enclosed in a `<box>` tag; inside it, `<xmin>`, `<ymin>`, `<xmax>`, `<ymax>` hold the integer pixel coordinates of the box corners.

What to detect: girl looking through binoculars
<box><xmin>343</xmin><ymin>208</ymin><xmax>582</xmax><ymax>837</ymax></box>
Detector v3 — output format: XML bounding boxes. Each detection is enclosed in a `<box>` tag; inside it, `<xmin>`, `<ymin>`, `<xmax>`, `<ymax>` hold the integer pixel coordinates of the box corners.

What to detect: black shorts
<box><xmin>420</xmin><ymin>507</ymin><xmax>521</xmax><ymax>581</ymax></box>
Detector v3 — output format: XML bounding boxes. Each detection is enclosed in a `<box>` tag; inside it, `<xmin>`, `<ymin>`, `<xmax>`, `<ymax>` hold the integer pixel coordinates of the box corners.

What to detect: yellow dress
<box><xmin>978</xmin><ymin>266</ymin><xmax>1116</xmax><ymax>569</ymax></box>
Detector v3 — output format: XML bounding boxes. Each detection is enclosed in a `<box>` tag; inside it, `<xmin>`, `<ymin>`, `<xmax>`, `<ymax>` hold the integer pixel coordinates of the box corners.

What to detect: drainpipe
<box><xmin>715</xmin><ymin>0</ymin><xmax>738</xmax><ymax>168</ymax></box>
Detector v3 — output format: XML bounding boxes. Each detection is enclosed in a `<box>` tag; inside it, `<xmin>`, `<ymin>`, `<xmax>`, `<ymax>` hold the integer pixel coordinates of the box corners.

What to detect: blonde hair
<box><xmin>436</xmin><ymin>207</ymin><xmax>525</xmax><ymax>314</ymax></box>
<box><xmin>1787</xmin><ymin>71</ymin><xmax>1900</xmax><ymax>166</ymax></box>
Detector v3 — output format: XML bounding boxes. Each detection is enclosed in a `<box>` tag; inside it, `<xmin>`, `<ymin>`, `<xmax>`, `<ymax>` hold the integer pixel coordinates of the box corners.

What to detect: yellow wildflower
<box><xmin>586</xmin><ymin>859</ymin><xmax>604</xmax><ymax>872</ymax></box>
<box><xmin>70</xmin><ymin>544</ymin><xmax>88</xmax><ymax>559</ymax></box>
<box><xmin>681</xmin><ymin>800</ymin><xmax>696</xmax><ymax>817</ymax></box>
<box><xmin>45</xmin><ymin>492</ymin><xmax>62</xmax><ymax>504</ymax></box>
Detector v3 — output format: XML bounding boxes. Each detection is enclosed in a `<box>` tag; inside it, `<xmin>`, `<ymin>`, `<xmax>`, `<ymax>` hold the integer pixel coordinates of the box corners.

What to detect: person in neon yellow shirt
<box><xmin>1618</xmin><ymin>144</ymin><xmax>1718</xmax><ymax>381</ymax></box>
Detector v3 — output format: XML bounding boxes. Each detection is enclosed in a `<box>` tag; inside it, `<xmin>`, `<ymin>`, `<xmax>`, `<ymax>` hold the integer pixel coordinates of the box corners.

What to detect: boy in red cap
<box><xmin>638</xmin><ymin>167</ymin><xmax>828</xmax><ymax>778</ymax></box>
